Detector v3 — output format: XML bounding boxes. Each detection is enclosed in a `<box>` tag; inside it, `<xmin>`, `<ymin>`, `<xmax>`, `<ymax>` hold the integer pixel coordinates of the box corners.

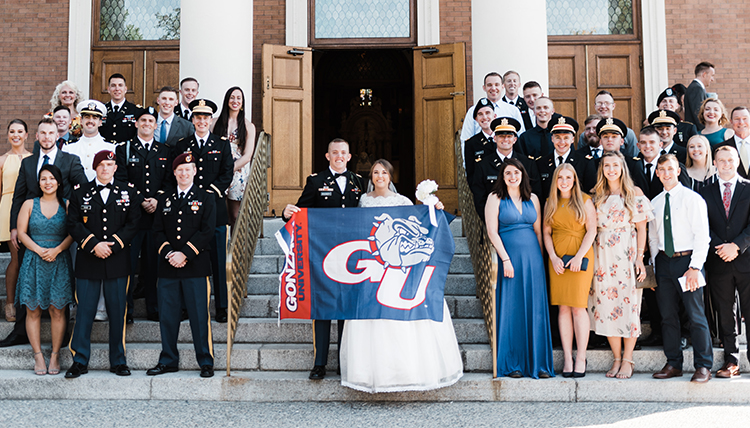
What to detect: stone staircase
<box><xmin>0</xmin><ymin>218</ymin><xmax>748</xmax><ymax>402</ymax></box>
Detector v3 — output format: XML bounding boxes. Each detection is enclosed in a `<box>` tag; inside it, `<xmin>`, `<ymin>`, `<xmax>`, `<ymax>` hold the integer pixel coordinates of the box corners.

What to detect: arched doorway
<box><xmin>313</xmin><ymin>49</ymin><xmax>415</xmax><ymax>196</ymax></box>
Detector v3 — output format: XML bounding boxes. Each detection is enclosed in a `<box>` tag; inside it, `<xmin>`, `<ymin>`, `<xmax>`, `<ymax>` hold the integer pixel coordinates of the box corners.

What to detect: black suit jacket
<box><xmin>664</xmin><ymin>143</ymin><xmax>688</xmax><ymax>164</ymax></box>
<box><xmin>174</xmin><ymin>104</ymin><xmax>192</xmax><ymax>122</ymax></box>
<box><xmin>11</xmin><ymin>150</ymin><xmax>86</xmax><ymax>229</ymax></box>
<box><xmin>464</xmin><ymin>131</ymin><xmax>493</xmax><ymax>183</ymax></box>
<box><xmin>162</xmin><ymin>115</ymin><xmax>194</xmax><ymax>148</ymax></box>
<box><xmin>67</xmin><ymin>180</ymin><xmax>141</xmax><ymax>279</ymax></box>
<box><xmin>115</xmin><ymin>138</ymin><xmax>172</xmax><ymax>229</ymax></box>
<box><xmin>700</xmin><ymin>177</ymin><xmax>750</xmax><ymax>273</ymax></box>
<box><xmin>288</xmin><ymin>169</ymin><xmax>365</xmax><ymax>218</ymax></box>
<box><xmin>470</xmin><ymin>150</ymin><xmax>541</xmax><ymax>220</ymax></box>
<box><xmin>504</xmin><ymin>96</ymin><xmax>532</xmax><ymax>131</ymax></box>
<box><xmin>715</xmin><ymin>138</ymin><xmax>750</xmax><ymax>179</ymax></box>
<box><xmin>154</xmin><ymin>186</ymin><xmax>216</xmax><ymax>278</ymax></box>
<box><xmin>174</xmin><ymin>133</ymin><xmax>235</xmax><ymax>226</ymax></box>
<box><xmin>537</xmin><ymin>151</ymin><xmax>597</xmax><ymax>202</ymax></box>
<box><xmin>627</xmin><ymin>155</ymin><xmax>691</xmax><ymax>200</ymax></box>
<box><xmin>100</xmin><ymin>100</ymin><xmax>138</xmax><ymax>143</ymax></box>
<box><xmin>684</xmin><ymin>80</ymin><xmax>707</xmax><ymax>131</ymax></box>
<box><xmin>517</xmin><ymin>125</ymin><xmax>553</xmax><ymax>159</ymax></box>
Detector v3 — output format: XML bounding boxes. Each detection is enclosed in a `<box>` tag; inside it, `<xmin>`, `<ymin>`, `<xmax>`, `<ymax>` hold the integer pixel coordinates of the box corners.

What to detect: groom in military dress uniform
<box><xmin>282</xmin><ymin>138</ymin><xmax>365</xmax><ymax>380</ymax></box>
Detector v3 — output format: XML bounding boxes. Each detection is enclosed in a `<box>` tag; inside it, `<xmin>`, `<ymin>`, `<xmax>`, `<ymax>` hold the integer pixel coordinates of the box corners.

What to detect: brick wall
<box><xmin>0</xmin><ymin>0</ymin><xmax>69</xmax><ymax>153</ymax></box>
<box><xmin>665</xmin><ymin>0</ymin><xmax>750</xmax><ymax>112</ymax></box>
<box><xmin>440</xmin><ymin>0</ymin><xmax>473</xmax><ymax>107</ymax></box>
<box><xmin>251</xmin><ymin>0</ymin><xmax>287</xmax><ymax>131</ymax></box>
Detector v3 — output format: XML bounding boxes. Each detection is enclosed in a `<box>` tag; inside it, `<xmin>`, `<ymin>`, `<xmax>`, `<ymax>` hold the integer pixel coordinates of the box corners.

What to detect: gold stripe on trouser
<box><xmin>121</xmin><ymin>277</ymin><xmax>130</xmax><ymax>353</ymax></box>
<box><xmin>311</xmin><ymin>320</ymin><xmax>317</xmax><ymax>361</ymax></box>
<box><xmin>205</xmin><ymin>277</ymin><xmax>213</xmax><ymax>358</ymax></box>
<box><xmin>68</xmin><ymin>288</ymin><xmax>79</xmax><ymax>356</ymax></box>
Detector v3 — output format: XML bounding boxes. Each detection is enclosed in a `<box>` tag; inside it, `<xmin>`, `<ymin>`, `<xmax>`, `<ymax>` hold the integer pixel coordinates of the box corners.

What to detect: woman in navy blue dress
<box><xmin>485</xmin><ymin>158</ymin><xmax>555</xmax><ymax>379</ymax></box>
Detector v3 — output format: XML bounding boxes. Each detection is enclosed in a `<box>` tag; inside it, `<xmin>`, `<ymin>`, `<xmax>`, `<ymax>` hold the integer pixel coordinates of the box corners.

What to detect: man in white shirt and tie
<box><xmin>155</xmin><ymin>86</ymin><xmax>194</xmax><ymax>148</ymax></box>
<box><xmin>174</xmin><ymin>77</ymin><xmax>200</xmax><ymax>121</ymax></box>
<box><xmin>717</xmin><ymin>107</ymin><xmax>750</xmax><ymax>179</ymax></box>
<box><xmin>460</xmin><ymin>72</ymin><xmax>525</xmax><ymax>143</ymax></box>
<box><xmin>648</xmin><ymin>154</ymin><xmax>713</xmax><ymax>383</ymax></box>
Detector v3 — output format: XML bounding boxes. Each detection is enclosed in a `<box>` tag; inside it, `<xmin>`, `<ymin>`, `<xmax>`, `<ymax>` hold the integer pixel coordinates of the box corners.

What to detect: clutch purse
<box><xmin>636</xmin><ymin>265</ymin><xmax>657</xmax><ymax>289</ymax></box>
<box><xmin>561</xmin><ymin>255</ymin><xmax>588</xmax><ymax>271</ymax></box>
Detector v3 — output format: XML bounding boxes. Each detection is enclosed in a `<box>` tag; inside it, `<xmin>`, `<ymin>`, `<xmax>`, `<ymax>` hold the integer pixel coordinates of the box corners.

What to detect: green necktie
<box><xmin>664</xmin><ymin>193</ymin><xmax>674</xmax><ymax>257</ymax></box>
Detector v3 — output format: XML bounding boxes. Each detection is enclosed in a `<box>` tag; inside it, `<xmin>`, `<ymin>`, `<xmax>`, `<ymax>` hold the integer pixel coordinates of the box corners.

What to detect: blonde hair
<box><xmin>699</xmin><ymin>98</ymin><xmax>729</xmax><ymax>127</ymax></box>
<box><xmin>49</xmin><ymin>81</ymin><xmax>84</xmax><ymax>112</ymax></box>
<box><xmin>685</xmin><ymin>135</ymin><xmax>716</xmax><ymax>174</ymax></box>
<box><xmin>544</xmin><ymin>164</ymin><xmax>587</xmax><ymax>226</ymax></box>
<box><xmin>593</xmin><ymin>151</ymin><xmax>638</xmax><ymax>218</ymax></box>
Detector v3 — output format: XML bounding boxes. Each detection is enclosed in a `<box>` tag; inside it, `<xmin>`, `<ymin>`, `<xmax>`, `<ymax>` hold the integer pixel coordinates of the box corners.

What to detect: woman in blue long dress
<box><xmin>485</xmin><ymin>158</ymin><xmax>554</xmax><ymax>379</ymax></box>
<box><xmin>15</xmin><ymin>165</ymin><xmax>73</xmax><ymax>375</ymax></box>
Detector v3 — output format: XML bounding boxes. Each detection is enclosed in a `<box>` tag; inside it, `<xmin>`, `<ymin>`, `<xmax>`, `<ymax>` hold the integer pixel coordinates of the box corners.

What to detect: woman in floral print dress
<box><xmin>589</xmin><ymin>151</ymin><xmax>654</xmax><ymax>379</ymax></box>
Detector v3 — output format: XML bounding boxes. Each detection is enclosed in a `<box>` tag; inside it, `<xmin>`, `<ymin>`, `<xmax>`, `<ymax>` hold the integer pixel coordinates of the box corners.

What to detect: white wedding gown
<box><xmin>339</xmin><ymin>193</ymin><xmax>463</xmax><ymax>393</ymax></box>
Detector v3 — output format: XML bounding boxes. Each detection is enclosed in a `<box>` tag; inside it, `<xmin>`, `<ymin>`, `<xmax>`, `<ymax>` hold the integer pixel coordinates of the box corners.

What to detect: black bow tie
<box><xmin>333</xmin><ymin>172</ymin><xmax>346</xmax><ymax>179</ymax></box>
<box><xmin>97</xmin><ymin>183</ymin><xmax>113</xmax><ymax>191</ymax></box>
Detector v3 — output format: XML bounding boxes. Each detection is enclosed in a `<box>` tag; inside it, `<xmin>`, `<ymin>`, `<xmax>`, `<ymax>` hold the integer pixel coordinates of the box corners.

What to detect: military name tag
<box><xmin>129</xmin><ymin>156</ymin><xmax>140</xmax><ymax>163</ymax></box>
<box><xmin>487</xmin><ymin>175</ymin><xmax>497</xmax><ymax>181</ymax></box>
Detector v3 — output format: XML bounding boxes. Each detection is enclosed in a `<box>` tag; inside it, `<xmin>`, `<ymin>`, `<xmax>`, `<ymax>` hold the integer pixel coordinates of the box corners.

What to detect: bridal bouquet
<box><xmin>416</xmin><ymin>180</ymin><xmax>439</xmax><ymax>226</ymax></box>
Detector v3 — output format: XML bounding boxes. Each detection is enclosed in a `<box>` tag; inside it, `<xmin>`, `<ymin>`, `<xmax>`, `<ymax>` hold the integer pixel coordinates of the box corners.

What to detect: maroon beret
<box><xmin>172</xmin><ymin>152</ymin><xmax>195</xmax><ymax>170</ymax></box>
<box><xmin>92</xmin><ymin>150</ymin><xmax>116</xmax><ymax>169</ymax></box>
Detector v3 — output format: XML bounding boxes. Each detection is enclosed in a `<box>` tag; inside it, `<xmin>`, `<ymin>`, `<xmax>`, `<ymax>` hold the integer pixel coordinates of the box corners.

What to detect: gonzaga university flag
<box><xmin>275</xmin><ymin>206</ymin><xmax>455</xmax><ymax>322</ymax></box>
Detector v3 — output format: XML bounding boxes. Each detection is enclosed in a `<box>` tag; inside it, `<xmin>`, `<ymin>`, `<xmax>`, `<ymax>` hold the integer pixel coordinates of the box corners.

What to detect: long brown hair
<box><xmin>490</xmin><ymin>158</ymin><xmax>532</xmax><ymax>201</ymax></box>
<box><xmin>592</xmin><ymin>151</ymin><xmax>637</xmax><ymax>218</ymax></box>
<box><xmin>544</xmin><ymin>164</ymin><xmax>587</xmax><ymax>226</ymax></box>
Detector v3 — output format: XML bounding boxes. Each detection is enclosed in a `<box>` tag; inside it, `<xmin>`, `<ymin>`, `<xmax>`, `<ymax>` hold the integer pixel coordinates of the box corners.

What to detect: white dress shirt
<box><xmin>648</xmin><ymin>183</ymin><xmax>710</xmax><ymax>270</ymax></box>
<box><xmin>644</xmin><ymin>159</ymin><xmax>658</xmax><ymax>181</ymax></box>
<box><xmin>177</xmin><ymin>183</ymin><xmax>193</xmax><ymax>198</ymax></box>
<box><xmin>138</xmin><ymin>136</ymin><xmax>154</xmax><ymax>152</ymax></box>
<box><xmin>717</xmin><ymin>174</ymin><xmax>738</xmax><ymax>200</ymax></box>
<box><xmin>62</xmin><ymin>135</ymin><xmax>116</xmax><ymax>181</ymax></box>
<box><xmin>95</xmin><ymin>179</ymin><xmax>113</xmax><ymax>203</ymax></box>
<box><xmin>496</xmin><ymin>149</ymin><xmax>514</xmax><ymax>163</ymax></box>
<box><xmin>554</xmin><ymin>149</ymin><xmax>571</xmax><ymax>167</ymax></box>
<box><xmin>156</xmin><ymin>114</ymin><xmax>174</xmax><ymax>143</ymax></box>
<box><xmin>460</xmin><ymin>100</ymin><xmax>526</xmax><ymax>142</ymax></box>
<box><xmin>329</xmin><ymin>167</ymin><xmax>347</xmax><ymax>193</ymax></box>
<box><xmin>37</xmin><ymin>146</ymin><xmax>59</xmax><ymax>174</ymax></box>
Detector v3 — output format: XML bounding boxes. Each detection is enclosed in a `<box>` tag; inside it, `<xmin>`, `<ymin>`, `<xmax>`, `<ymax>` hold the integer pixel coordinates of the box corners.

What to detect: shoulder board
<box><xmin>127</xmin><ymin>182</ymin><xmax>135</xmax><ymax>187</ymax></box>
<box><xmin>115</xmin><ymin>141</ymin><xmax>126</xmax><ymax>147</ymax></box>
<box><xmin>632</xmin><ymin>157</ymin><xmax>641</xmax><ymax>161</ymax></box>
<box><xmin>310</xmin><ymin>173</ymin><xmax>318</xmax><ymax>177</ymax></box>
<box><xmin>221</xmin><ymin>136</ymin><xmax>228</xmax><ymax>140</ymax></box>
<box><xmin>178</xmin><ymin>137</ymin><xmax>186</xmax><ymax>142</ymax></box>
<box><xmin>682</xmin><ymin>120</ymin><xmax>694</xmax><ymax>125</ymax></box>
<box><xmin>585</xmin><ymin>155</ymin><xmax>593</xmax><ymax>159</ymax></box>
<box><xmin>205</xmin><ymin>189</ymin><xmax>215</xmax><ymax>194</ymax></box>
<box><xmin>355</xmin><ymin>173</ymin><xmax>362</xmax><ymax>178</ymax></box>
<box><xmin>74</xmin><ymin>184</ymin><xmax>81</xmax><ymax>190</ymax></box>
<box><xmin>136</xmin><ymin>104</ymin><xmax>143</xmax><ymax>108</ymax></box>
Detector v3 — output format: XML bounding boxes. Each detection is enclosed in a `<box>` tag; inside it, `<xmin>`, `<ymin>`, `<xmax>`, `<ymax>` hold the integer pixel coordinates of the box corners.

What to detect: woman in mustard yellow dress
<box><xmin>542</xmin><ymin>164</ymin><xmax>597</xmax><ymax>378</ymax></box>
<box><xmin>0</xmin><ymin>119</ymin><xmax>32</xmax><ymax>321</ymax></box>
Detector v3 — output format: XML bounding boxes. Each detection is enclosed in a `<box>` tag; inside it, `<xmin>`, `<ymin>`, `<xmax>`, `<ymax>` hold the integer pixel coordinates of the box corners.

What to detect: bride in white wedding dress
<box><xmin>339</xmin><ymin>159</ymin><xmax>463</xmax><ymax>393</ymax></box>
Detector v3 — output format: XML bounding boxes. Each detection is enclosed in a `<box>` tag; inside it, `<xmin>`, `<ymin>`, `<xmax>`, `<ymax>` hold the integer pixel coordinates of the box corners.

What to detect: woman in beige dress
<box><xmin>0</xmin><ymin>119</ymin><xmax>32</xmax><ymax>321</ymax></box>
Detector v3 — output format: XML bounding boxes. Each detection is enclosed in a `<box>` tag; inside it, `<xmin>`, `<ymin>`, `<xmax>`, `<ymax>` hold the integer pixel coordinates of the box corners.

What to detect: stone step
<box><xmin>0</xmin><ymin>317</ymin><xmax>489</xmax><ymax>345</ymax></box>
<box><xmin>2</xmin><ymin>367</ymin><xmax>750</xmax><ymax>403</ymax></box>
<box><xmin>248</xmin><ymin>273</ymin><xmax>477</xmax><ymax>296</ymax></box>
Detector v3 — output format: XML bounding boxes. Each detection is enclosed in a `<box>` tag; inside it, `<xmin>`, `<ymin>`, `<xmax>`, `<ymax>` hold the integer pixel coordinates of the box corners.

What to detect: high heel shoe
<box><xmin>33</xmin><ymin>351</ymin><xmax>47</xmax><ymax>376</ymax></box>
<box><xmin>562</xmin><ymin>361</ymin><xmax>574</xmax><ymax>378</ymax></box>
<box><xmin>48</xmin><ymin>352</ymin><xmax>60</xmax><ymax>375</ymax></box>
<box><xmin>5</xmin><ymin>302</ymin><xmax>15</xmax><ymax>322</ymax></box>
<box><xmin>573</xmin><ymin>359</ymin><xmax>587</xmax><ymax>378</ymax></box>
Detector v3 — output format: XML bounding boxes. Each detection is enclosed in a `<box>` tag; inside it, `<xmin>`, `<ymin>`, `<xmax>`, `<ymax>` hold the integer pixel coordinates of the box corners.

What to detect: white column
<box><xmin>417</xmin><ymin>0</ymin><xmax>440</xmax><ymax>45</ymax></box>
<box><xmin>181</xmin><ymin>0</ymin><xmax>254</xmax><ymax>116</ymax></box>
<box><xmin>286</xmin><ymin>0</ymin><xmax>308</xmax><ymax>46</ymax></box>
<box><xmin>68</xmin><ymin>0</ymin><xmax>92</xmax><ymax>99</ymax></box>
<box><xmin>641</xmin><ymin>0</ymin><xmax>669</xmax><ymax>109</ymax></box>
<box><xmin>470</xmin><ymin>0</ymin><xmax>548</xmax><ymax>104</ymax></box>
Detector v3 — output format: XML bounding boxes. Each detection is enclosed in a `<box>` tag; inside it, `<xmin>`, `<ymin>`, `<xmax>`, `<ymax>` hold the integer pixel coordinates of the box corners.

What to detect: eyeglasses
<box><xmin>595</xmin><ymin>102</ymin><xmax>614</xmax><ymax>107</ymax></box>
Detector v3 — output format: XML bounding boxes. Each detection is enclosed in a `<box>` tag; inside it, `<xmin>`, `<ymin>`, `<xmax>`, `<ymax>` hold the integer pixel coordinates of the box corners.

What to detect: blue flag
<box><xmin>276</xmin><ymin>205</ymin><xmax>455</xmax><ymax>321</ymax></box>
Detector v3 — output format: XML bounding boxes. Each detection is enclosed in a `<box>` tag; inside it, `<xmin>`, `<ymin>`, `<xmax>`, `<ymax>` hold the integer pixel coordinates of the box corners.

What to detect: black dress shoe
<box><xmin>147</xmin><ymin>313</ymin><xmax>160</xmax><ymax>322</ymax></box>
<box><xmin>508</xmin><ymin>370</ymin><xmax>523</xmax><ymax>378</ymax></box>
<box><xmin>110</xmin><ymin>364</ymin><xmax>131</xmax><ymax>376</ymax></box>
<box><xmin>65</xmin><ymin>362</ymin><xmax>88</xmax><ymax>379</ymax></box>
<box><xmin>0</xmin><ymin>333</ymin><xmax>29</xmax><ymax>348</ymax></box>
<box><xmin>200</xmin><ymin>365</ymin><xmax>214</xmax><ymax>378</ymax></box>
<box><xmin>309</xmin><ymin>365</ymin><xmax>326</xmax><ymax>380</ymax></box>
<box><xmin>562</xmin><ymin>371</ymin><xmax>573</xmax><ymax>378</ymax></box>
<box><xmin>573</xmin><ymin>360</ymin><xmax>587</xmax><ymax>378</ymax></box>
<box><xmin>538</xmin><ymin>371</ymin><xmax>551</xmax><ymax>379</ymax></box>
<box><xmin>146</xmin><ymin>363</ymin><xmax>179</xmax><ymax>376</ymax></box>
<box><xmin>126</xmin><ymin>315</ymin><xmax>134</xmax><ymax>325</ymax></box>
<box><xmin>215</xmin><ymin>308</ymin><xmax>227</xmax><ymax>323</ymax></box>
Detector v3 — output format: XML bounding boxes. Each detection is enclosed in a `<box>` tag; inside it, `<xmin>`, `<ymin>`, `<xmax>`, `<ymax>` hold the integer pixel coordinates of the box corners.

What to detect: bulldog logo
<box><xmin>368</xmin><ymin>213</ymin><xmax>434</xmax><ymax>269</ymax></box>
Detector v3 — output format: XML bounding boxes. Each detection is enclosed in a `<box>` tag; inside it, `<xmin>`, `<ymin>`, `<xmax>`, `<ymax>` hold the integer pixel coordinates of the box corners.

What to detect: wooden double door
<box><xmin>91</xmin><ymin>49</ymin><xmax>180</xmax><ymax>108</ymax></box>
<box><xmin>548</xmin><ymin>43</ymin><xmax>644</xmax><ymax>137</ymax></box>
<box><xmin>261</xmin><ymin>43</ymin><xmax>467</xmax><ymax>216</ymax></box>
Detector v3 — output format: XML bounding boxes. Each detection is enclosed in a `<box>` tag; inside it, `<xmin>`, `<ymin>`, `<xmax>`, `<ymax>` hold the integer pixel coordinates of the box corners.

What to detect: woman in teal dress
<box><xmin>485</xmin><ymin>158</ymin><xmax>554</xmax><ymax>379</ymax></box>
<box><xmin>15</xmin><ymin>165</ymin><xmax>73</xmax><ymax>375</ymax></box>
<box><xmin>699</xmin><ymin>98</ymin><xmax>733</xmax><ymax>146</ymax></box>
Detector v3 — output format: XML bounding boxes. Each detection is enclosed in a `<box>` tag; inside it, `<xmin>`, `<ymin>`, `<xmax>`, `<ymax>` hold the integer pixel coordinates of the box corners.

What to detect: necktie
<box><xmin>593</xmin><ymin>148</ymin><xmax>600</xmax><ymax>159</ymax></box>
<box><xmin>661</xmin><ymin>149</ymin><xmax>667</xmax><ymax>155</ymax></box>
<box><xmin>97</xmin><ymin>183</ymin><xmax>113</xmax><ymax>191</ymax></box>
<box><xmin>645</xmin><ymin>163</ymin><xmax>652</xmax><ymax>181</ymax></box>
<box><xmin>56</xmin><ymin>138</ymin><xmax>66</xmax><ymax>149</ymax></box>
<box><xmin>723</xmin><ymin>182</ymin><xmax>732</xmax><ymax>218</ymax></box>
<box><xmin>557</xmin><ymin>156</ymin><xmax>563</xmax><ymax>167</ymax></box>
<box><xmin>199</xmin><ymin>138</ymin><xmax>205</xmax><ymax>149</ymax></box>
<box><xmin>159</xmin><ymin>120</ymin><xmax>167</xmax><ymax>143</ymax></box>
<box><xmin>143</xmin><ymin>143</ymin><xmax>150</xmax><ymax>152</ymax></box>
<box><xmin>42</xmin><ymin>155</ymin><xmax>50</xmax><ymax>166</ymax></box>
<box><xmin>113</xmin><ymin>105</ymin><xmax>119</xmax><ymax>113</ymax></box>
<box><xmin>179</xmin><ymin>191</ymin><xmax>185</xmax><ymax>199</ymax></box>
<box><xmin>664</xmin><ymin>192</ymin><xmax>674</xmax><ymax>257</ymax></box>
<box><xmin>740</xmin><ymin>141</ymin><xmax>750</xmax><ymax>174</ymax></box>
